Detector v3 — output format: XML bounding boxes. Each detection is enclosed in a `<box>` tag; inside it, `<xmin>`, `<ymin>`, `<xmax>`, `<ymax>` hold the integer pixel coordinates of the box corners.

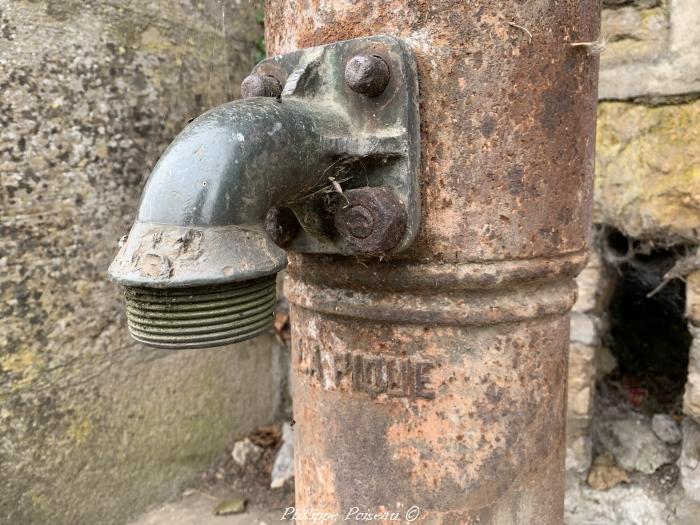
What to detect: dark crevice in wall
<box><xmin>600</xmin><ymin>91</ymin><xmax>700</xmax><ymax>107</ymax></box>
<box><xmin>602</xmin><ymin>0</ymin><xmax>661</xmax><ymax>10</ymax></box>
<box><xmin>634</xmin><ymin>91</ymin><xmax>700</xmax><ymax>107</ymax></box>
<box><xmin>600</xmin><ymin>226</ymin><xmax>692</xmax><ymax>414</ymax></box>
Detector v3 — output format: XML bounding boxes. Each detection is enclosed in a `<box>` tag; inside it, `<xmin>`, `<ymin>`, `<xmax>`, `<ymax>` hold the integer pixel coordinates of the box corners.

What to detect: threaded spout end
<box><xmin>123</xmin><ymin>275</ymin><xmax>277</xmax><ymax>349</ymax></box>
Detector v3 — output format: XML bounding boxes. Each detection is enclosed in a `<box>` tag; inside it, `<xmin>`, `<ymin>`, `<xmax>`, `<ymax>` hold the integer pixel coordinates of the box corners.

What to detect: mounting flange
<box><xmin>249</xmin><ymin>35</ymin><xmax>421</xmax><ymax>255</ymax></box>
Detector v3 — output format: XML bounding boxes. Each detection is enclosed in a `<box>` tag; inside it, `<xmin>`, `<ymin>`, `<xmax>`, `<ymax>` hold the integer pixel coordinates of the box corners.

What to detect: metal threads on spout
<box><xmin>123</xmin><ymin>275</ymin><xmax>277</xmax><ymax>349</ymax></box>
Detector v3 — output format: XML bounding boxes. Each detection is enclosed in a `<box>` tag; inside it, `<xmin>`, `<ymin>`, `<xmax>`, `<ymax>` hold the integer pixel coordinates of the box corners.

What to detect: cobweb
<box><xmin>148</xmin><ymin>0</ymin><xmax>263</xmax><ymax>165</ymax></box>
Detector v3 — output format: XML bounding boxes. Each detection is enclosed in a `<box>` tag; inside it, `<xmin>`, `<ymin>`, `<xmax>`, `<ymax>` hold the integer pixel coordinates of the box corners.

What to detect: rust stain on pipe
<box><xmin>267</xmin><ymin>0</ymin><xmax>600</xmax><ymax>522</ymax></box>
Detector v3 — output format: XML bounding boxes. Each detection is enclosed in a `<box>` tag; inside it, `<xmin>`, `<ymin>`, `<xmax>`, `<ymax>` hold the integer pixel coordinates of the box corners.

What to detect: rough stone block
<box><xmin>679</xmin><ymin>418</ymin><xmax>700</xmax><ymax>503</ymax></box>
<box><xmin>686</xmin><ymin>271</ymin><xmax>700</xmax><ymax>327</ymax></box>
<box><xmin>565</xmin><ymin>471</ymin><xmax>669</xmax><ymax>525</ymax></box>
<box><xmin>684</xmin><ymin>328</ymin><xmax>700</xmax><ymax>422</ymax></box>
<box><xmin>571</xmin><ymin>314</ymin><xmax>599</xmax><ymax>347</ymax></box>
<box><xmin>674</xmin><ymin>496</ymin><xmax>700</xmax><ymax>524</ymax></box>
<box><xmin>566</xmin><ymin>342</ymin><xmax>597</xmax><ymax>473</ymax></box>
<box><xmin>651</xmin><ymin>414</ymin><xmax>682</xmax><ymax>445</ymax></box>
<box><xmin>596</xmin><ymin>417</ymin><xmax>673</xmax><ymax>474</ymax></box>
<box><xmin>600</xmin><ymin>5</ymin><xmax>668</xmax><ymax>68</ymax></box>
<box><xmin>599</xmin><ymin>0</ymin><xmax>700</xmax><ymax>98</ymax></box>
<box><xmin>568</xmin><ymin>343</ymin><xmax>597</xmax><ymax>418</ymax></box>
<box><xmin>573</xmin><ymin>251</ymin><xmax>608</xmax><ymax>315</ymax></box>
<box><xmin>566</xmin><ymin>417</ymin><xmax>593</xmax><ymax>473</ymax></box>
<box><xmin>595</xmin><ymin>101</ymin><xmax>700</xmax><ymax>242</ymax></box>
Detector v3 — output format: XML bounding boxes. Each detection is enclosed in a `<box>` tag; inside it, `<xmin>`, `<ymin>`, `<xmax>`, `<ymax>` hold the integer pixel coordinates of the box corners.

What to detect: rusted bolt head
<box><xmin>241</xmin><ymin>74</ymin><xmax>283</xmax><ymax>99</ymax></box>
<box><xmin>343</xmin><ymin>206</ymin><xmax>374</xmax><ymax>239</ymax></box>
<box><xmin>334</xmin><ymin>187</ymin><xmax>406</xmax><ymax>254</ymax></box>
<box><xmin>264</xmin><ymin>206</ymin><xmax>300</xmax><ymax>248</ymax></box>
<box><xmin>344</xmin><ymin>54</ymin><xmax>390</xmax><ymax>97</ymax></box>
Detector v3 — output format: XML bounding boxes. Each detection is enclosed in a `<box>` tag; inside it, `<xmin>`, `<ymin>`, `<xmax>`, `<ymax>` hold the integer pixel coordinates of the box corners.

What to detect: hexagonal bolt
<box><xmin>334</xmin><ymin>187</ymin><xmax>407</xmax><ymax>254</ymax></box>
<box><xmin>265</xmin><ymin>206</ymin><xmax>300</xmax><ymax>248</ymax></box>
<box><xmin>342</xmin><ymin>206</ymin><xmax>374</xmax><ymax>239</ymax></box>
<box><xmin>241</xmin><ymin>74</ymin><xmax>283</xmax><ymax>99</ymax></box>
<box><xmin>344</xmin><ymin>54</ymin><xmax>390</xmax><ymax>97</ymax></box>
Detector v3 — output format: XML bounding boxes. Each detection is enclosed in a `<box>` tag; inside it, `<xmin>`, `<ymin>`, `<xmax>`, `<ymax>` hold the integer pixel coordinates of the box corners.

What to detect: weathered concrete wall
<box><xmin>0</xmin><ymin>2</ymin><xmax>282</xmax><ymax>524</ymax></box>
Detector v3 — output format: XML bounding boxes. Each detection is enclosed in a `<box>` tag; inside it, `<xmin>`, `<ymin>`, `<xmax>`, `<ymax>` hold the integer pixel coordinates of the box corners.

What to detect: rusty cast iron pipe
<box><xmin>267</xmin><ymin>0</ymin><xmax>600</xmax><ymax>522</ymax></box>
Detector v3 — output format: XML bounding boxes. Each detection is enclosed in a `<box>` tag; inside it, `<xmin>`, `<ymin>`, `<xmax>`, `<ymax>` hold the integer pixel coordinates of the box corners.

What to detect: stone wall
<box><xmin>0</xmin><ymin>2</ymin><xmax>285</xmax><ymax>524</ymax></box>
<box><xmin>683</xmin><ymin>272</ymin><xmax>700</xmax><ymax>502</ymax></box>
<box><xmin>566</xmin><ymin>0</ymin><xmax>700</xmax><ymax>521</ymax></box>
<box><xmin>567</xmin><ymin>251</ymin><xmax>613</xmax><ymax>473</ymax></box>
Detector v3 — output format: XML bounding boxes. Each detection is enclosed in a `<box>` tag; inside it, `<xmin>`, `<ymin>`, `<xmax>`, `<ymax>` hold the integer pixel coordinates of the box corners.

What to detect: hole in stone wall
<box><xmin>600</xmin><ymin>226</ymin><xmax>693</xmax><ymax>413</ymax></box>
<box><xmin>604</xmin><ymin>228</ymin><xmax>632</xmax><ymax>259</ymax></box>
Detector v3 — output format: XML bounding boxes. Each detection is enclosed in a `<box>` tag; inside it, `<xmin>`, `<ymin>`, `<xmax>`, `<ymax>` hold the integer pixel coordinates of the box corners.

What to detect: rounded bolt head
<box><xmin>264</xmin><ymin>206</ymin><xmax>300</xmax><ymax>248</ymax></box>
<box><xmin>241</xmin><ymin>74</ymin><xmax>282</xmax><ymax>99</ymax></box>
<box><xmin>344</xmin><ymin>54</ymin><xmax>390</xmax><ymax>97</ymax></box>
<box><xmin>334</xmin><ymin>187</ymin><xmax>406</xmax><ymax>254</ymax></box>
<box><xmin>343</xmin><ymin>206</ymin><xmax>375</xmax><ymax>239</ymax></box>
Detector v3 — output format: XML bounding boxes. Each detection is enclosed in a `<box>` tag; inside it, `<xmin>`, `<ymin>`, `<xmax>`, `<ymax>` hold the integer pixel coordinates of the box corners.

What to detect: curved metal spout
<box><xmin>138</xmin><ymin>97</ymin><xmax>349</xmax><ymax>228</ymax></box>
<box><xmin>108</xmin><ymin>97</ymin><xmax>349</xmax><ymax>348</ymax></box>
<box><xmin>108</xmin><ymin>35</ymin><xmax>421</xmax><ymax>349</ymax></box>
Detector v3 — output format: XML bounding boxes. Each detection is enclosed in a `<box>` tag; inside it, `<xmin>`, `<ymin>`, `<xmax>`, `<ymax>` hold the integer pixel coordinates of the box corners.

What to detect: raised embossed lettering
<box><xmin>303</xmin><ymin>349</ymin><xmax>436</xmax><ymax>399</ymax></box>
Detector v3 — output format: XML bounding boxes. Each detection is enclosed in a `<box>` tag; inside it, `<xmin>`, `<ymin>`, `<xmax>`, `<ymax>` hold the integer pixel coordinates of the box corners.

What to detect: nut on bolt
<box><xmin>344</xmin><ymin>54</ymin><xmax>390</xmax><ymax>96</ymax></box>
<box><xmin>334</xmin><ymin>187</ymin><xmax>406</xmax><ymax>254</ymax></box>
<box><xmin>241</xmin><ymin>74</ymin><xmax>283</xmax><ymax>99</ymax></box>
<box><xmin>265</xmin><ymin>206</ymin><xmax>300</xmax><ymax>248</ymax></box>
